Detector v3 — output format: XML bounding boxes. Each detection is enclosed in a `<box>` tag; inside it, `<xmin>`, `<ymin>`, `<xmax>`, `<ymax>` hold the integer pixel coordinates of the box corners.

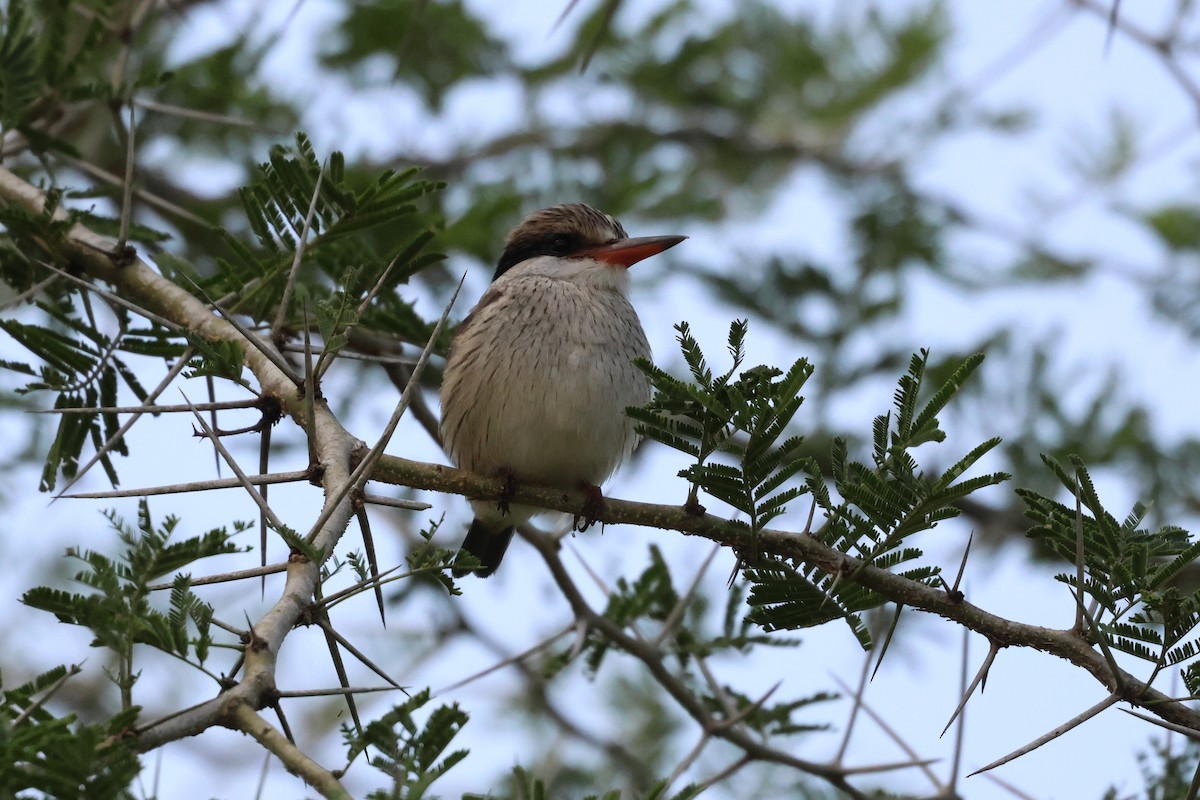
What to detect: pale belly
<box><xmin>440</xmin><ymin>281</ymin><xmax>651</xmax><ymax>489</ymax></box>
<box><xmin>484</xmin><ymin>348</ymin><xmax>642</xmax><ymax>485</ymax></box>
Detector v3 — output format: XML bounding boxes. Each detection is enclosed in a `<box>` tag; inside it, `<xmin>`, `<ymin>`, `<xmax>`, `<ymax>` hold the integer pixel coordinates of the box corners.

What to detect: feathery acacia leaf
<box><xmin>633</xmin><ymin>325</ymin><xmax>1004</xmax><ymax>643</ymax></box>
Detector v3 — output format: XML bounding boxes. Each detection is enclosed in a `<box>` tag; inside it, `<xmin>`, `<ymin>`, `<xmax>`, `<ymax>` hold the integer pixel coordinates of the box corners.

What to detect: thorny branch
<box><xmin>0</xmin><ymin>163</ymin><xmax>360</xmax><ymax>794</ymax></box>
<box><xmin>370</xmin><ymin>451</ymin><xmax>1200</xmax><ymax>736</ymax></box>
<box><xmin>0</xmin><ymin>157</ymin><xmax>966</xmax><ymax>797</ymax></box>
<box><xmin>1</xmin><ymin>44</ymin><xmax>1197</xmax><ymax>784</ymax></box>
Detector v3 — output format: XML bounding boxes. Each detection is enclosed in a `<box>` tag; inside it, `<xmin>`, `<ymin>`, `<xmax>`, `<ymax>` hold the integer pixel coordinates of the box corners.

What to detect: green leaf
<box><xmin>1141</xmin><ymin>203</ymin><xmax>1200</xmax><ymax>252</ymax></box>
<box><xmin>0</xmin><ymin>0</ymin><xmax>43</xmax><ymax>130</ymax></box>
<box><xmin>909</xmin><ymin>351</ymin><xmax>983</xmax><ymax>446</ymax></box>
<box><xmin>348</xmin><ymin>688</ymin><xmax>469</xmax><ymax>799</ymax></box>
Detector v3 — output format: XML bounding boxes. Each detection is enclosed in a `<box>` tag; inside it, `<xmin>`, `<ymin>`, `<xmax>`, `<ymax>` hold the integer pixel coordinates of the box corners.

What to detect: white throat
<box><xmin>499</xmin><ymin>255</ymin><xmax>632</xmax><ymax>294</ymax></box>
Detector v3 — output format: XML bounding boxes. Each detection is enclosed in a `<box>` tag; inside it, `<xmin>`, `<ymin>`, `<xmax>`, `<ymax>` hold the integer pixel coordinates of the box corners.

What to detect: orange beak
<box><xmin>581</xmin><ymin>234</ymin><xmax>687</xmax><ymax>268</ymax></box>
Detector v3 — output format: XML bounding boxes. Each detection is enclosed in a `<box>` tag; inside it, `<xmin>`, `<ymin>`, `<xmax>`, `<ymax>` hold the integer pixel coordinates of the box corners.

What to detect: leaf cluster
<box><xmin>1020</xmin><ymin>456</ymin><xmax>1200</xmax><ymax>692</ymax></box>
<box><xmin>21</xmin><ymin>500</ymin><xmax>245</xmax><ymax>681</ymax></box>
<box><xmin>2</xmin><ymin>131</ymin><xmax>450</xmax><ymax>490</ymax></box>
<box><xmin>0</xmin><ymin>297</ymin><xmax>183</xmax><ymax>489</ymax></box>
<box><xmin>0</xmin><ymin>0</ymin><xmax>118</xmax><ymax>153</ymax></box>
<box><xmin>747</xmin><ymin>351</ymin><xmax>1006</xmax><ymax>645</ymax></box>
<box><xmin>197</xmin><ymin>132</ymin><xmax>447</xmax><ymax>346</ymax></box>
<box><xmin>635</xmin><ymin>328</ymin><xmax>1007</xmax><ymax>647</ymax></box>
<box><xmin>0</xmin><ymin>667</ymin><xmax>140</xmax><ymax>800</ymax></box>
<box><xmin>630</xmin><ymin>320</ymin><xmax>814</xmax><ymax>547</ymax></box>
<box><xmin>346</xmin><ymin>688</ymin><xmax>469</xmax><ymax>800</ymax></box>
<box><xmin>324</xmin><ymin>0</ymin><xmax>508</xmax><ymax>111</ymax></box>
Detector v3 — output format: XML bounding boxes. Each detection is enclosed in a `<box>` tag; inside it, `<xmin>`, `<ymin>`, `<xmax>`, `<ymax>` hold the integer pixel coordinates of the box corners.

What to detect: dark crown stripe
<box><xmin>493</xmin><ymin>203</ymin><xmax>627</xmax><ymax>281</ymax></box>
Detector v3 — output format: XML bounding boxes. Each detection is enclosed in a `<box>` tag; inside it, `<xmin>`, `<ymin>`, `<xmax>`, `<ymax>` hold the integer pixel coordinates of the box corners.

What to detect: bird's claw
<box><xmin>574</xmin><ymin>483</ymin><xmax>604</xmax><ymax>532</ymax></box>
<box><xmin>496</xmin><ymin>467</ymin><xmax>517</xmax><ymax>516</ymax></box>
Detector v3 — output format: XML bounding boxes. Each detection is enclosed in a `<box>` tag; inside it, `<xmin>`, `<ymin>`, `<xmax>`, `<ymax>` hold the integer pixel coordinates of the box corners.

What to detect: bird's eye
<box><xmin>549</xmin><ymin>237</ymin><xmax>572</xmax><ymax>256</ymax></box>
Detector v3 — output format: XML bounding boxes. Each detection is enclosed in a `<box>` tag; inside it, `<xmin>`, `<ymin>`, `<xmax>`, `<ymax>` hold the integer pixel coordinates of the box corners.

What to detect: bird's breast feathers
<box><xmin>440</xmin><ymin>275</ymin><xmax>650</xmax><ymax>487</ymax></box>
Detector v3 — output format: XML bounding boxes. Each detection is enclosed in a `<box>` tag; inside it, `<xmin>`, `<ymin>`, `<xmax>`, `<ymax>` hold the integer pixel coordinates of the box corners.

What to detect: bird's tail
<box><xmin>452</xmin><ymin>519</ymin><xmax>515</xmax><ymax>578</ymax></box>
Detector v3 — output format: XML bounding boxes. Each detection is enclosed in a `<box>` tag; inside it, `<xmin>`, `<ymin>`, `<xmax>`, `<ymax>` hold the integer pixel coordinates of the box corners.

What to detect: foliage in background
<box><xmin>2</xmin><ymin>0</ymin><xmax>1200</xmax><ymax>798</ymax></box>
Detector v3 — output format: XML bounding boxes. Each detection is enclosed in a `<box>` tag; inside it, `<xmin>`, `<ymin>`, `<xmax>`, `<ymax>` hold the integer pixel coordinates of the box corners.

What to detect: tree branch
<box><xmin>370</xmin><ymin>452</ymin><xmax>1200</xmax><ymax>735</ymax></box>
<box><xmin>0</xmin><ymin>163</ymin><xmax>365</xmax><ymax>754</ymax></box>
<box><xmin>229</xmin><ymin>703</ymin><xmax>351</xmax><ymax>799</ymax></box>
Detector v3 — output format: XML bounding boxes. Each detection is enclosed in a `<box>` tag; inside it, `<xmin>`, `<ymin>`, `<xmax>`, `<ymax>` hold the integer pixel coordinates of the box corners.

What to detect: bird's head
<box><xmin>492</xmin><ymin>203</ymin><xmax>685</xmax><ymax>285</ymax></box>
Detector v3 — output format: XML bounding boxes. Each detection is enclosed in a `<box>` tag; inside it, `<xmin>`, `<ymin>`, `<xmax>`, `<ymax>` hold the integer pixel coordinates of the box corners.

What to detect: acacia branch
<box><xmin>0</xmin><ymin>163</ymin><xmax>364</xmax><ymax>752</ymax></box>
<box><xmin>369</xmin><ymin>452</ymin><xmax>1200</xmax><ymax>735</ymax></box>
<box><xmin>229</xmin><ymin>703</ymin><xmax>351</xmax><ymax>799</ymax></box>
<box><xmin>521</xmin><ymin>527</ymin><xmax>870</xmax><ymax>795</ymax></box>
<box><xmin>2</xmin><ymin>154</ymin><xmax>1193</xmax><ymax>790</ymax></box>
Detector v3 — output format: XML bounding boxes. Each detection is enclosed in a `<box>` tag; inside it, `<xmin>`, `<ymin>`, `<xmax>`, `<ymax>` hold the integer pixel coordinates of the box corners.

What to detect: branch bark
<box><xmin>370</xmin><ymin>452</ymin><xmax>1200</xmax><ymax>735</ymax></box>
<box><xmin>0</xmin><ymin>165</ymin><xmax>362</xmax><ymax>798</ymax></box>
<box><xmin>3</xmin><ymin>156</ymin><xmax>1195</xmax><ymax>795</ymax></box>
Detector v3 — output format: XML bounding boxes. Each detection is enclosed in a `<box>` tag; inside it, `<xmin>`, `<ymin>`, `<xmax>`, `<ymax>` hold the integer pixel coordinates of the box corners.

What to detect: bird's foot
<box><xmin>496</xmin><ymin>467</ymin><xmax>517</xmax><ymax>516</ymax></box>
<box><xmin>574</xmin><ymin>482</ymin><xmax>604</xmax><ymax>532</ymax></box>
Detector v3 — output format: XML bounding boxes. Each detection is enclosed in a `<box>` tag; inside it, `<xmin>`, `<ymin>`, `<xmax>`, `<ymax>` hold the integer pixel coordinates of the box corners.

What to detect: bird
<box><xmin>439</xmin><ymin>203</ymin><xmax>685</xmax><ymax>577</ymax></box>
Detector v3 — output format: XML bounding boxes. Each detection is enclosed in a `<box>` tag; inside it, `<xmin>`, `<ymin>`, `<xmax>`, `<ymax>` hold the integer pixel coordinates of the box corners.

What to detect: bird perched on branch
<box><xmin>440</xmin><ymin>203</ymin><xmax>685</xmax><ymax>577</ymax></box>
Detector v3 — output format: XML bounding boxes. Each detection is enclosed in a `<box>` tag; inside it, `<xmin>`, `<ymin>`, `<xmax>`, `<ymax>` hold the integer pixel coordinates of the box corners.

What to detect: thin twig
<box><xmin>276</xmin><ymin>685</ymin><xmax>402</xmax><ymax>698</ymax></box>
<box><xmin>436</xmin><ymin>623</ymin><xmax>574</xmax><ymax>694</ymax></box>
<box><xmin>302</xmin><ymin>300</ymin><xmax>317</xmax><ymax>467</ymax></box>
<box><xmin>135</xmin><ymin>97</ymin><xmax>264</xmax><ymax>129</ymax></box>
<box><xmin>54</xmin><ymin>347</ymin><xmax>195</xmax><ymax>498</ymax></box>
<box><xmin>57</xmin><ymin>154</ymin><xmax>211</xmax><ymax>227</ymax></box>
<box><xmin>12</xmin><ymin>664</ymin><xmax>84</xmax><ymax>726</ymax></box>
<box><xmin>60</xmin><ymin>469</ymin><xmax>310</xmax><ymax>499</ymax></box>
<box><xmin>361</xmin><ymin>494</ymin><xmax>430</xmax><ymax>510</ymax></box>
<box><xmin>303</xmin><ymin>275</ymin><xmax>462</xmax><ymax>543</ymax></box>
<box><xmin>968</xmin><ymin>693</ymin><xmax>1120</xmax><ymax>776</ymax></box>
<box><xmin>281</xmin><ymin>343</ymin><xmax>418</xmax><ymax>366</ymax></box>
<box><xmin>316</xmin><ymin>563</ymin><xmax>413</xmax><ymax>610</ymax></box>
<box><xmin>665</xmin><ymin>731</ymin><xmax>712</xmax><ymax>791</ymax></box>
<box><xmin>258</xmin><ymin>411</ymin><xmax>272</xmax><ymax>598</ymax></box>
<box><xmin>36</xmin><ymin>399</ymin><xmax>261</xmax><ymax>415</ymax></box>
<box><xmin>654</xmin><ymin>543</ymin><xmax>720</xmax><ymax>648</ymax></box>
<box><xmin>829</xmin><ymin>673</ymin><xmax>944</xmax><ymax>791</ymax></box>
<box><xmin>1074</xmin><ymin>482</ymin><xmax>1085</xmax><ymax>632</ymax></box>
<box><xmin>949</xmin><ymin>625</ymin><xmax>970</xmax><ymax>794</ymax></box>
<box><xmin>1072</xmin><ymin>587</ymin><xmax>1124</xmax><ymax>691</ymax></box>
<box><xmin>693</xmin><ymin>755</ymin><xmax>752</xmax><ymax>794</ymax></box>
<box><xmin>37</xmin><ymin>262</ymin><xmax>183</xmax><ymax>332</ymax></box>
<box><xmin>147</xmin><ymin>562</ymin><xmax>289</xmax><ymax>592</ymax></box>
<box><xmin>355</xmin><ymin>248</ymin><xmax>406</xmax><ymax>319</ymax></box>
<box><xmin>182</xmin><ymin>391</ymin><xmax>287</xmax><ymax>532</ymax></box>
<box><xmin>835</xmin><ymin>651</ymin><xmax>873</xmax><ymax>765</ymax></box>
<box><xmin>0</xmin><ymin>274</ymin><xmax>59</xmax><ymax>311</ymax></box>
<box><xmin>117</xmin><ymin>98</ymin><xmax>136</xmax><ymax>250</ymax></box>
<box><xmin>208</xmin><ymin>300</ymin><xmax>302</xmax><ymax>385</ymax></box>
<box><xmin>981</xmin><ymin>772</ymin><xmax>1039</xmax><ymax>800</ymax></box>
<box><xmin>1119</xmin><ymin>708</ymin><xmax>1200</xmax><ymax>741</ymax></box>
<box><xmin>272</xmin><ymin>166</ymin><xmax>324</xmax><ymax>343</ymax></box>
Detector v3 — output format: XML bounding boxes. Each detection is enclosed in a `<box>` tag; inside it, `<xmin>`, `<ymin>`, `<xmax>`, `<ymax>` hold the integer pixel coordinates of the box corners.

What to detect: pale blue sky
<box><xmin>4</xmin><ymin>2</ymin><xmax>1199</xmax><ymax>798</ymax></box>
